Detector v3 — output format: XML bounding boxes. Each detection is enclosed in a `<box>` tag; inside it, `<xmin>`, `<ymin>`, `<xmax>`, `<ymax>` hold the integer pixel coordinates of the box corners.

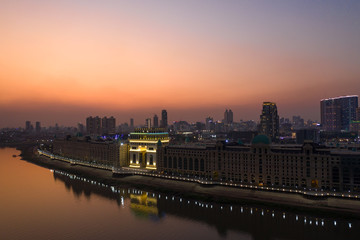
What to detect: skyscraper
<box><xmin>223</xmin><ymin>109</ymin><xmax>234</xmax><ymax>124</ymax></box>
<box><xmin>259</xmin><ymin>102</ymin><xmax>279</xmax><ymax>142</ymax></box>
<box><xmin>356</xmin><ymin>107</ymin><xmax>360</xmax><ymax>121</ymax></box>
<box><xmin>25</xmin><ymin>121</ymin><xmax>32</xmax><ymax>132</ymax></box>
<box><xmin>153</xmin><ymin>114</ymin><xmax>159</xmax><ymax>128</ymax></box>
<box><xmin>320</xmin><ymin>95</ymin><xmax>358</xmax><ymax>131</ymax></box>
<box><xmin>161</xmin><ymin>110</ymin><xmax>168</xmax><ymax>128</ymax></box>
<box><xmin>130</xmin><ymin>118</ymin><xmax>134</xmax><ymax>128</ymax></box>
<box><xmin>224</xmin><ymin>109</ymin><xmax>228</xmax><ymax>124</ymax></box>
<box><xmin>228</xmin><ymin>109</ymin><xmax>233</xmax><ymax>124</ymax></box>
<box><xmin>102</xmin><ymin>116</ymin><xmax>116</xmax><ymax>135</ymax></box>
<box><xmin>145</xmin><ymin>118</ymin><xmax>152</xmax><ymax>128</ymax></box>
<box><xmin>86</xmin><ymin>116</ymin><xmax>101</xmax><ymax>135</ymax></box>
<box><xmin>35</xmin><ymin>121</ymin><xmax>41</xmax><ymax>134</ymax></box>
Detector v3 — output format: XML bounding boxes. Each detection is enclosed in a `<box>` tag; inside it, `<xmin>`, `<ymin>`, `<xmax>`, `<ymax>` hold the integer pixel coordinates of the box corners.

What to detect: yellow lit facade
<box><xmin>129</xmin><ymin>128</ymin><xmax>169</xmax><ymax>170</ymax></box>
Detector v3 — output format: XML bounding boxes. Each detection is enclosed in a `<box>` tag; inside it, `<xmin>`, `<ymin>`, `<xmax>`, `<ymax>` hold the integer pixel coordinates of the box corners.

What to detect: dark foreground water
<box><xmin>0</xmin><ymin>148</ymin><xmax>359</xmax><ymax>240</ymax></box>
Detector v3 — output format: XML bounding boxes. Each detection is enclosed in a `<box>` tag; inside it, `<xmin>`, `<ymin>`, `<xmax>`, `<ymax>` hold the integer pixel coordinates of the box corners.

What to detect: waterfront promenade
<box><xmin>34</xmin><ymin>148</ymin><xmax>360</xmax><ymax>216</ymax></box>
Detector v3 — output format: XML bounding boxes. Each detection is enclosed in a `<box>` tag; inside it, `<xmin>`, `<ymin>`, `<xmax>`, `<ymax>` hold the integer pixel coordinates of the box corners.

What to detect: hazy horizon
<box><xmin>1</xmin><ymin>1</ymin><xmax>360</xmax><ymax>128</ymax></box>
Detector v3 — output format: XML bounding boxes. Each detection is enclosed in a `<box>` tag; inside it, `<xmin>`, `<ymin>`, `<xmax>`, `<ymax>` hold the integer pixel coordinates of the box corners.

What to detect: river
<box><xmin>0</xmin><ymin>147</ymin><xmax>359</xmax><ymax>240</ymax></box>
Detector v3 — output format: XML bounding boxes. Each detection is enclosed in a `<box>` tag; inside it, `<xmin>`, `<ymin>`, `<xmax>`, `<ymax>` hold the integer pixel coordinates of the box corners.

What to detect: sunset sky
<box><xmin>1</xmin><ymin>0</ymin><xmax>360</xmax><ymax>128</ymax></box>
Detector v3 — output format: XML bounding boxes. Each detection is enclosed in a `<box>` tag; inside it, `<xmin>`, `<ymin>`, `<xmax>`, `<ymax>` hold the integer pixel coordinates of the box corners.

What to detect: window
<box><xmin>195</xmin><ymin>159</ymin><xmax>199</xmax><ymax>171</ymax></box>
<box><xmin>189</xmin><ymin>158</ymin><xmax>193</xmax><ymax>170</ymax></box>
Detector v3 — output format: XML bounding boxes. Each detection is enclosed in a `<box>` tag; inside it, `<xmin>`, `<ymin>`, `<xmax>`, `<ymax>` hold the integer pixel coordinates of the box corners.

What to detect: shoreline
<box><xmin>16</xmin><ymin>145</ymin><xmax>360</xmax><ymax>219</ymax></box>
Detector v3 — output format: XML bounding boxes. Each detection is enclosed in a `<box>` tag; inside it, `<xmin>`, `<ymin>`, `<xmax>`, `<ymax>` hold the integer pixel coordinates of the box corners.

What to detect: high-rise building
<box><xmin>102</xmin><ymin>116</ymin><xmax>116</xmax><ymax>135</ymax></box>
<box><xmin>161</xmin><ymin>110</ymin><xmax>168</xmax><ymax>128</ymax></box>
<box><xmin>228</xmin><ymin>109</ymin><xmax>233</xmax><ymax>124</ymax></box>
<box><xmin>356</xmin><ymin>107</ymin><xmax>360</xmax><ymax>121</ymax></box>
<box><xmin>77</xmin><ymin>123</ymin><xmax>85</xmax><ymax>134</ymax></box>
<box><xmin>223</xmin><ymin>109</ymin><xmax>234</xmax><ymax>124</ymax></box>
<box><xmin>145</xmin><ymin>118</ymin><xmax>152</xmax><ymax>129</ymax></box>
<box><xmin>153</xmin><ymin>114</ymin><xmax>159</xmax><ymax>128</ymax></box>
<box><xmin>25</xmin><ymin>121</ymin><xmax>32</xmax><ymax>132</ymax></box>
<box><xmin>224</xmin><ymin>109</ymin><xmax>228</xmax><ymax>124</ymax></box>
<box><xmin>130</xmin><ymin>118</ymin><xmax>134</xmax><ymax>128</ymax></box>
<box><xmin>205</xmin><ymin>117</ymin><xmax>214</xmax><ymax>131</ymax></box>
<box><xmin>292</xmin><ymin>116</ymin><xmax>304</xmax><ymax>129</ymax></box>
<box><xmin>35</xmin><ymin>121</ymin><xmax>41</xmax><ymax>134</ymax></box>
<box><xmin>320</xmin><ymin>95</ymin><xmax>358</xmax><ymax>131</ymax></box>
<box><xmin>86</xmin><ymin>116</ymin><xmax>101</xmax><ymax>135</ymax></box>
<box><xmin>259</xmin><ymin>102</ymin><xmax>279</xmax><ymax>141</ymax></box>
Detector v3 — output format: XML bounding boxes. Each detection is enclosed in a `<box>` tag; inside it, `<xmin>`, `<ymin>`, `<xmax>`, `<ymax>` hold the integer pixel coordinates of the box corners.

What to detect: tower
<box><xmin>259</xmin><ymin>102</ymin><xmax>279</xmax><ymax>142</ymax></box>
<box><xmin>320</xmin><ymin>95</ymin><xmax>358</xmax><ymax>131</ymax></box>
<box><xmin>153</xmin><ymin>114</ymin><xmax>159</xmax><ymax>128</ymax></box>
<box><xmin>145</xmin><ymin>118</ymin><xmax>152</xmax><ymax>129</ymax></box>
<box><xmin>161</xmin><ymin>110</ymin><xmax>168</xmax><ymax>128</ymax></box>
<box><xmin>86</xmin><ymin>116</ymin><xmax>101</xmax><ymax>135</ymax></box>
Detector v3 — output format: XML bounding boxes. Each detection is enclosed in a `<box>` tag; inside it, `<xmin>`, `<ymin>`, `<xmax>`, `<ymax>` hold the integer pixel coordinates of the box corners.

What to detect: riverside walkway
<box><xmin>38</xmin><ymin>149</ymin><xmax>360</xmax><ymax>200</ymax></box>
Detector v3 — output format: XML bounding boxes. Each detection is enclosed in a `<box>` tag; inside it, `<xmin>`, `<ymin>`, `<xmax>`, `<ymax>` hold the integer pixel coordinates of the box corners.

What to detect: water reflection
<box><xmin>52</xmin><ymin>170</ymin><xmax>360</xmax><ymax>240</ymax></box>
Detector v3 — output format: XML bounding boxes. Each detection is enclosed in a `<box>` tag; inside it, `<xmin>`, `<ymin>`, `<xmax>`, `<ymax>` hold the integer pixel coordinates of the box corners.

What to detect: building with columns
<box><xmin>157</xmin><ymin>135</ymin><xmax>360</xmax><ymax>192</ymax></box>
<box><xmin>129</xmin><ymin>128</ymin><xmax>169</xmax><ymax>170</ymax></box>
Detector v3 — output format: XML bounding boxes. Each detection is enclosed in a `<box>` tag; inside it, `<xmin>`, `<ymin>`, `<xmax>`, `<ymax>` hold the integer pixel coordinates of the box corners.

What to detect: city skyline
<box><xmin>1</xmin><ymin>1</ymin><xmax>360</xmax><ymax>128</ymax></box>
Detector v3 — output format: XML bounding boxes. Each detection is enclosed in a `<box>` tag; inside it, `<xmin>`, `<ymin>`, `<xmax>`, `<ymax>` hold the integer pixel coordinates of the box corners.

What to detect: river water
<box><xmin>0</xmin><ymin>147</ymin><xmax>359</xmax><ymax>240</ymax></box>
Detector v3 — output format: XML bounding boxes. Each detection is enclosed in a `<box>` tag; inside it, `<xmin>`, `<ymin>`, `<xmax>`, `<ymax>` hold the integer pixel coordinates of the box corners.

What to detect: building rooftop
<box><xmin>320</xmin><ymin>95</ymin><xmax>358</xmax><ymax>101</ymax></box>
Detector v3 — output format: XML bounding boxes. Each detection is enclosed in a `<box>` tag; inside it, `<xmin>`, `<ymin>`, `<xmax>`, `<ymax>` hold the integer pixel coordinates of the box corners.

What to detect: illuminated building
<box><xmin>259</xmin><ymin>102</ymin><xmax>279</xmax><ymax>142</ymax></box>
<box><xmin>157</xmin><ymin>135</ymin><xmax>360</xmax><ymax>192</ymax></box>
<box><xmin>129</xmin><ymin>128</ymin><xmax>169</xmax><ymax>170</ymax></box>
<box><xmin>145</xmin><ymin>118</ymin><xmax>152</xmax><ymax>128</ymax></box>
<box><xmin>320</xmin><ymin>95</ymin><xmax>358</xmax><ymax>131</ymax></box>
<box><xmin>350</xmin><ymin>121</ymin><xmax>360</xmax><ymax>136</ymax></box>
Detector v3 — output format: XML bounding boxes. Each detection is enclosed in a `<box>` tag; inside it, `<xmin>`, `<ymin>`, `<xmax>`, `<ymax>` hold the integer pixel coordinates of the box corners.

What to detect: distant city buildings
<box><xmin>35</xmin><ymin>121</ymin><xmax>41</xmax><ymax>134</ymax></box>
<box><xmin>160</xmin><ymin>110</ymin><xmax>168</xmax><ymax>128</ymax></box>
<box><xmin>25</xmin><ymin>121</ymin><xmax>32</xmax><ymax>133</ymax></box>
<box><xmin>86</xmin><ymin>116</ymin><xmax>101</xmax><ymax>135</ymax></box>
<box><xmin>296</xmin><ymin>129</ymin><xmax>319</xmax><ymax>144</ymax></box>
<box><xmin>153</xmin><ymin>114</ymin><xmax>159</xmax><ymax>128</ymax></box>
<box><xmin>223</xmin><ymin>109</ymin><xmax>233</xmax><ymax>124</ymax></box>
<box><xmin>77</xmin><ymin>123</ymin><xmax>85</xmax><ymax>135</ymax></box>
<box><xmin>320</xmin><ymin>95</ymin><xmax>358</xmax><ymax>131</ymax></box>
<box><xmin>292</xmin><ymin>116</ymin><xmax>304</xmax><ymax>130</ymax></box>
<box><xmin>145</xmin><ymin>118</ymin><xmax>152</xmax><ymax>128</ymax></box>
<box><xmin>259</xmin><ymin>102</ymin><xmax>279</xmax><ymax>142</ymax></box>
<box><xmin>86</xmin><ymin>116</ymin><xmax>115</xmax><ymax>135</ymax></box>
<box><xmin>102</xmin><ymin>116</ymin><xmax>116</xmax><ymax>135</ymax></box>
<box><xmin>205</xmin><ymin>117</ymin><xmax>214</xmax><ymax>131</ymax></box>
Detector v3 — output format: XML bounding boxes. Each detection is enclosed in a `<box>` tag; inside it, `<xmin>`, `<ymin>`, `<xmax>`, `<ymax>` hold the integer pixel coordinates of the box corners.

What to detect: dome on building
<box><xmin>251</xmin><ymin>135</ymin><xmax>270</xmax><ymax>145</ymax></box>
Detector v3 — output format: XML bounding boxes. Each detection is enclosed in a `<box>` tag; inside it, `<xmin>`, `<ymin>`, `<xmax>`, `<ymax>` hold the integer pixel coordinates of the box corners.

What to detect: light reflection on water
<box><xmin>53</xmin><ymin>169</ymin><xmax>359</xmax><ymax>240</ymax></box>
<box><xmin>0</xmin><ymin>147</ymin><xmax>359</xmax><ymax>240</ymax></box>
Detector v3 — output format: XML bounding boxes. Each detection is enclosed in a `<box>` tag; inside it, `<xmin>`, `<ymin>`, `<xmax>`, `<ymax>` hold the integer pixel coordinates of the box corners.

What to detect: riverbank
<box><xmin>18</xmin><ymin>145</ymin><xmax>360</xmax><ymax>219</ymax></box>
